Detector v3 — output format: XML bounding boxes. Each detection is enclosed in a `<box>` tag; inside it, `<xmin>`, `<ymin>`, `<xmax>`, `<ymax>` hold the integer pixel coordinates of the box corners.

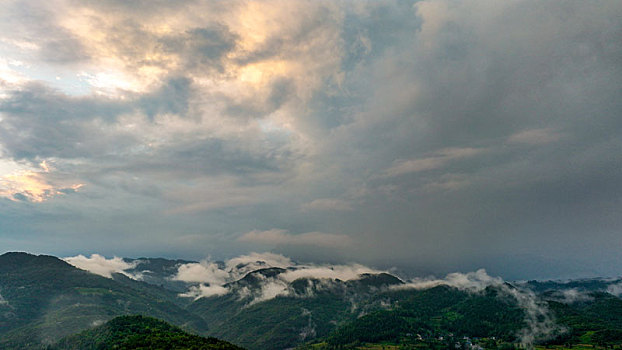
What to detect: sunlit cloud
<box><xmin>0</xmin><ymin>160</ymin><xmax>83</xmax><ymax>202</ymax></box>
<box><xmin>64</xmin><ymin>254</ymin><xmax>137</xmax><ymax>279</ymax></box>
<box><xmin>0</xmin><ymin>58</ymin><xmax>29</xmax><ymax>87</ymax></box>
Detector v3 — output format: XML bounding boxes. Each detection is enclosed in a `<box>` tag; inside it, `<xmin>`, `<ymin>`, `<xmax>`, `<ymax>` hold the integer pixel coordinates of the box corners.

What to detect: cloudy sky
<box><xmin>1</xmin><ymin>0</ymin><xmax>620</xmax><ymax>279</ymax></box>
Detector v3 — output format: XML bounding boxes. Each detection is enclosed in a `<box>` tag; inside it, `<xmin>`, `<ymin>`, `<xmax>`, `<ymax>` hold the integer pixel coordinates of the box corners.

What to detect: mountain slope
<box><xmin>52</xmin><ymin>315</ymin><xmax>243</xmax><ymax>350</ymax></box>
<box><xmin>320</xmin><ymin>285</ymin><xmax>526</xmax><ymax>347</ymax></box>
<box><xmin>194</xmin><ymin>291</ymin><xmax>352</xmax><ymax>350</ymax></box>
<box><xmin>544</xmin><ymin>292</ymin><xmax>622</xmax><ymax>346</ymax></box>
<box><xmin>188</xmin><ymin>270</ymin><xmax>405</xmax><ymax>350</ymax></box>
<box><xmin>300</xmin><ymin>286</ymin><xmax>622</xmax><ymax>349</ymax></box>
<box><xmin>3</xmin><ymin>251</ymin><xmax>622</xmax><ymax>350</ymax></box>
<box><xmin>0</xmin><ymin>252</ymin><xmax>207</xmax><ymax>349</ymax></box>
<box><xmin>122</xmin><ymin>257</ymin><xmax>197</xmax><ymax>293</ymax></box>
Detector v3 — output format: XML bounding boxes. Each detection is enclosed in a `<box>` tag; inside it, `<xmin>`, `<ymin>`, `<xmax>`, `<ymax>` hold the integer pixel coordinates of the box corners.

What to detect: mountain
<box><xmin>0</xmin><ymin>251</ymin><xmax>409</xmax><ymax>349</ymax></box>
<box><xmin>0</xmin><ymin>252</ymin><xmax>207</xmax><ymax>349</ymax></box>
<box><xmin>2</xmin><ymin>251</ymin><xmax>622</xmax><ymax>350</ymax></box>
<box><xmin>523</xmin><ymin>278</ymin><xmax>622</xmax><ymax>294</ymax></box>
<box><xmin>299</xmin><ymin>286</ymin><xmax>622</xmax><ymax>349</ymax></box>
<box><xmin>299</xmin><ymin>285</ymin><xmax>527</xmax><ymax>348</ymax></box>
<box><xmin>188</xmin><ymin>268</ymin><xmax>405</xmax><ymax>349</ymax></box>
<box><xmin>51</xmin><ymin>315</ymin><xmax>243</xmax><ymax>350</ymax></box>
<box><xmin>545</xmin><ymin>292</ymin><xmax>622</xmax><ymax>347</ymax></box>
<box><xmin>122</xmin><ymin>257</ymin><xmax>198</xmax><ymax>292</ymax></box>
<box><xmin>191</xmin><ymin>285</ymin><xmax>353</xmax><ymax>350</ymax></box>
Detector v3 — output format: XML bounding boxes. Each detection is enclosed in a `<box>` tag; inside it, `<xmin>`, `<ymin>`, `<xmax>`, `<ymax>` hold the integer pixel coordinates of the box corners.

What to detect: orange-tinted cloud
<box><xmin>0</xmin><ymin>162</ymin><xmax>83</xmax><ymax>202</ymax></box>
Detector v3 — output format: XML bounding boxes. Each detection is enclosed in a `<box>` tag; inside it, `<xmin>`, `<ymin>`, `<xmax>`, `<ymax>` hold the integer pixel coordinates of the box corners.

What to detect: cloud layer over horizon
<box><xmin>1</xmin><ymin>0</ymin><xmax>621</xmax><ymax>279</ymax></box>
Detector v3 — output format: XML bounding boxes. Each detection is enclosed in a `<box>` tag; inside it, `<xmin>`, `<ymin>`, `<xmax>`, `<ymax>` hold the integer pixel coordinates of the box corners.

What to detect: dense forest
<box><xmin>51</xmin><ymin>315</ymin><xmax>243</xmax><ymax>350</ymax></box>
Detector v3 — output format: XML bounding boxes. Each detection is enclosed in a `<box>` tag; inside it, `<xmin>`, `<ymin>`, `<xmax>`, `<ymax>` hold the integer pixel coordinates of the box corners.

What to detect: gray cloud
<box><xmin>0</xmin><ymin>83</ymin><xmax>129</xmax><ymax>159</ymax></box>
<box><xmin>164</xmin><ymin>26</ymin><xmax>238</xmax><ymax>73</ymax></box>
<box><xmin>0</xmin><ymin>1</ymin><xmax>89</xmax><ymax>64</ymax></box>
<box><xmin>0</xmin><ymin>0</ymin><xmax>620</xmax><ymax>280</ymax></box>
<box><xmin>237</xmin><ymin>229</ymin><xmax>352</xmax><ymax>248</ymax></box>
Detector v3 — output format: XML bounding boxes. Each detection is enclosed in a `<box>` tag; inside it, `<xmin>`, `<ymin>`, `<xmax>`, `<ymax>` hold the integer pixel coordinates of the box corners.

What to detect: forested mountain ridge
<box><xmin>0</xmin><ymin>252</ymin><xmax>208</xmax><ymax>348</ymax></box>
<box><xmin>298</xmin><ymin>285</ymin><xmax>622</xmax><ymax>349</ymax></box>
<box><xmin>1</xmin><ymin>251</ymin><xmax>622</xmax><ymax>350</ymax></box>
<box><xmin>51</xmin><ymin>315</ymin><xmax>244</xmax><ymax>350</ymax></box>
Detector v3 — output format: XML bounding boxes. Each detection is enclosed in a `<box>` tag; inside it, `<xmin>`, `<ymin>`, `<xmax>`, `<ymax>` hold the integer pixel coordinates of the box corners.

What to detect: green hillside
<box><xmin>298</xmin><ymin>288</ymin><xmax>622</xmax><ymax>349</ymax></box>
<box><xmin>188</xmin><ymin>271</ymin><xmax>404</xmax><ymax>350</ymax></box>
<box><xmin>320</xmin><ymin>285</ymin><xmax>525</xmax><ymax>346</ymax></box>
<box><xmin>0</xmin><ymin>252</ymin><xmax>207</xmax><ymax>349</ymax></box>
<box><xmin>2</xmin><ymin>251</ymin><xmax>622</xmax><ymax>350</ymax></box>
<box><xmin>122</xmin><ymin>257</ymin><xmax>198</xmax><ymax>293</ymax></box>
<box><xmin>545</xmin><ymin>292</ymin><xmax>622</xmax><ymax>347</ymax></box>
<box><xmin>193</xmin><ymin>291</ymin><xmax>352</xmax><ymax>350</ymax></box>
<box><xmin>51</xmin><ymin>315</ymin><xmax>243</xmax><ymax>350</ymax></box>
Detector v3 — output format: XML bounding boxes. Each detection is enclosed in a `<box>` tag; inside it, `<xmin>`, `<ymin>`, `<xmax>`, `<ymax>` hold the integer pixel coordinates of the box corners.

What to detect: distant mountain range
<box><xmin>1</xmin><ymin>251</ymin><xmax>621</xmax><ymax>349</ymax></box>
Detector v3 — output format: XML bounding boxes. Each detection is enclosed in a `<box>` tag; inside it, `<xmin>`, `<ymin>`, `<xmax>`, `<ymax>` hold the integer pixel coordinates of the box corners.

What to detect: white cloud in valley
<box><xmin>172</xmin><ymin>252</ymin><xmax>385</xmax><ymax>300</ymax></box>
<box><xmin>64</xmin><ymin>254</ymin><xmax>137</xmax><ymax>279</ymax></box>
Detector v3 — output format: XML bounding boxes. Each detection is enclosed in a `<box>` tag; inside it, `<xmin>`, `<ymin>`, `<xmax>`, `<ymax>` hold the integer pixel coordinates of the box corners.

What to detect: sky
<box><xmin>0</xmin><ymin>0</ymin><xmax>620</xmax><ymax>280</ymax></box>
